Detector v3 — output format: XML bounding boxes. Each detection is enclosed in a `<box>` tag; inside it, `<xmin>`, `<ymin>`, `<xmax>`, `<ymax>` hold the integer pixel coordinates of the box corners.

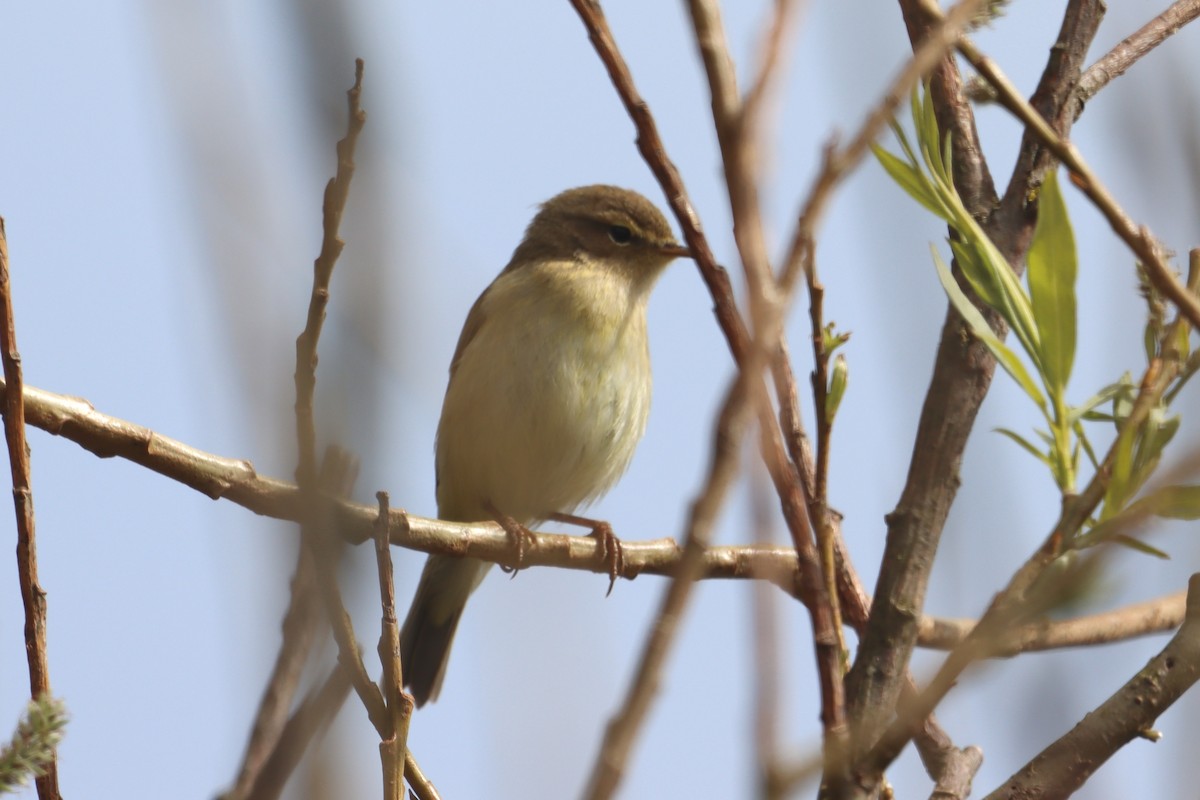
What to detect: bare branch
<box><xmin>952</xmin><ymin>13</ymin><xmax>1200</xmax><ymax>330</ymax></box>
<box><xmin>583</xmin><ymin>374</ymin><xmax>754</xmax><ymax>800</ymax></box>
<box><xmin>919</xmin><ymin>591</ymin><xmax>1187</xmax><ymax>653</ymax></box>
<box><xmin>845</xmin><ymin>6</ymin><xmax>1104</xmax><ymax>779</ymax></box>
<box><xmin>1076</xmin><ymin>0</ymin><xmax>1200</xmax><ymax>106</ymax></box>
<box><xmin>292</xmin><ymin>58</ymin><xmax>366</xmax><ymax>492</ymax></box>
<box><xmin>0</xmin><ymin>218</ymin><xmax>61</xmax><ymax>800</ymax></box>
<box><xmin>0</xmin><ymin>378</ymin><xmax>804</xmax><ymax>584</ymax></box>
<box><xmin>985</xmin><ymin>574</ymin><xmax>1200</xmax><ymax>800</ymax></box>
<box><xmin>372</xmin><ymin>492</ymin><xmax>411</xmax><ymax>800</ymax></box>
<box><xmin>220</xmin><ymin>548</ymin><xmax>321</xmax><ymax>800</ymax></box>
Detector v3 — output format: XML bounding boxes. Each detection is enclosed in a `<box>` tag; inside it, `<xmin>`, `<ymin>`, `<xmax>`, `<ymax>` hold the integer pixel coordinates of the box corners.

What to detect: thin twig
<box><xmin>681</xmin><ymin>0</ymin><xmax>848</xmax><ymax>766</ymax></box>
<box><xmin>8</xmin><ymin>372</ymin><xmax>1182</xmax><ymax>663</ymax></box>
<box><xmin>844</xmin><ymin>5</ymin><xmax>1103</xmax><ymax>780</ymax></box>
<box><xmin>858</xmin><ymin>336</ymin><xmax>1185</xmax><ymax>782</ymax></box>
<box><xmin>292</xmin><ymin>58</ymin><xmax>366</xmax><ymax>493</ymax></box>
<box><xmin>0</xmin><ymin>218</ymin><xmax>61</xmax><ymax>800</ymax></box>
<box><xmin>260</xmin><ymin>58</ymin><xmax>372</xmax><ymax>799</ymax></box>
<box><xmin>221</xmin><ymin>547</ymin><xmax>321</xmax><ymax>800</ymax></box>
<box><xmin>308</xmin><ymin>449</ymin><xmax>389</xmax><ymax>736</ymax></box>
<box><xmin>243</xmin><ymin>665</ymin><xmax>439</xmax><ymax>800</ymax></box>
<box><xmin>1076</xmin><ymin>0</ymin><xmax>1200</xmax><ymax>106</ymax></box>
<box><xmin>918</xmin><ymin>591</ymin><xmax>1187</xmax><ymax>653</ymax></box>
<box><xmin>779</xmin><ymin>0</ymin><xmax>988</xmax><ymax>295</ymax></box>
<box><xmin>567</xmin><ymin>0</ymin><xmax>749</xmax><ymax>364</ymax></box>
<box><xmin>372</xmin><ymin>492</ymin><xmax>411</xmax><ymax>800</ymax></box>
<box><xmin>948</xmin><ymin>15</ymin><xmax>1200</xmax><ymax>331</ymax></box>
<box><xmin>582</xmin><ymin>373</ymin><xmax>754</xmax><ymax>800</ymax></box>
<box><xmin>984</xmin><ymin>574</ymin><xmax>1200</xmax><ymax>800</ymax></box>
<box><xmin>245</xmin><ymin>667</ymin><xmax>351</xmax><ymax>800</ymax></box>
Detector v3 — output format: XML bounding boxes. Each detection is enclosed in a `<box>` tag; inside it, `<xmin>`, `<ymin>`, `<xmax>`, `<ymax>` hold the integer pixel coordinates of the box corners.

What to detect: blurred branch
<box><xmin>292</xmin><ymin>58</ymin><xmax>365</xmax><ymax>493</ymax></box>
<box><xmin>844</xmin><ymin>0</ymin><xmax>1005</xmax><ymax>766</ymax></box>
<box><xmin>233</xmin><ymin>60</ymin><xmax>373</xmax><ymax>800</ymax></box>
<box><xmin>8</xmin><ymin>369</ymin><xmax>1193</xmax><ymax>664</ymax></box>
<box><xmin>781</xmin><ymin>0</ymin><xmax>989</xmax><ymax>293</ymax></box>
<box><xmin>680</xmin><ymin>0</ymin><xmax>850</xmax><ymax>772</ymax></box>
<box><xmin>0</xmin><ymin>218</ymin><xmax>60</xmax><ymax>800</ymax></box>
<box><xmin>582</xmin><ymin>372</ymin><xmax>753</xmax><ymax>800</ymax></box>
<box><xmin>857</xmin><ymin>331</ymin><xmax>1187</xmax><ymax>785</ymax></box>
<box><xmin>985</xmin><ymin>574</ymin><xmax>1200</xmax><ymax>799</ymax></box>
<box><xmin>221</xmin><ymin>547</ymin><xmax>321</xmax><ymax>800</ymax></box>
<box><xmin>245</xmin><ymin>668</ymin><xmax>350</xmax><ymax>800</ymax></box>
<box><xmin>949</xmin><ymin>12</ymin><xmax>1200</xmax><ymax>332</ymax></box>
<box><xmin>919</xmin><ymin>591</ymin><xmax>1187</xmax><ymax>653</ymax></box>
<box><xmin>844</xmin><ymin>7</ymin><xmax>1104</xmax><ymax>784</ymax></box>
<box><xmin>1076</xmin><ymin>0</ymin><xmax>1200</xmax><ymax>106</ymax></box>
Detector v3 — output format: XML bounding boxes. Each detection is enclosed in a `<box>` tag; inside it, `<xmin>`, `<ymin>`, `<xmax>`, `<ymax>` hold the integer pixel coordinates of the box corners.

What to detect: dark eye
<box><xmin>607</xmin><ymin>225</ymin><xmax>633</xmax><ymax>245</ymax></box>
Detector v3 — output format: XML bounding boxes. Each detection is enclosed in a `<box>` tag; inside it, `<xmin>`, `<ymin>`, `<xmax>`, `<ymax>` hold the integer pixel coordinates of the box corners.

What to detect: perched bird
<box><xmin>399</xmin><ymin>185</ymin><xmax>689</xmax><ymax>706</ymax></box>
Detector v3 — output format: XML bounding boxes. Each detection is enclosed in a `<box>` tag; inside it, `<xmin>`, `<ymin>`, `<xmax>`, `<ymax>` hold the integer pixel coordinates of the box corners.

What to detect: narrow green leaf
<box><xmin>1111</xmin><ymin>535</ymin><xmax>1171</xmax><ymax>559</ymax></box>
<box><xmin>933</xmin><ymin>247</ymin><xmax>1046</xmax><ymax>409</ymax></box>
<box><xmin>1143</xmin><ymin>485</ymin><xmax>1200</xmax><ymax>520</ymax></box>
<box><xmin>1067</xmin><ymin>382</ymin><xmax>1125</xmax><ymax>425</ymax></box>
<box><xmin>994</xmin><ymin>427</ymin><xmax>1052</xmax><ymax>466</ymax></box>
<box><xmin>1074</xmin><ymin>419</ymin><xmax>1101</xmax><ymax>471</ymax></box>
<box><xmin>1104</xmin><ymin>425</ymin><xmax>1137</xmax><ymax>519</ymax></box>
<box><xmin>1026</xmin><ymin>170</ymin><xmax>1078</xmax><ymax>396</ymax></box>
<box><xmin>1134</xmin><ymin>407</ymin><xmax>1180</xmax><ymax>476</ymax></box>
<box><xmin>948</xmin><ymin>238</ymin><xmax>1006</xmax><ymax>313</ymax></box>
<box><xmin>872</xmin><ymin>145</ymin><xmax>948</xmax><ymax>220</ymax></box>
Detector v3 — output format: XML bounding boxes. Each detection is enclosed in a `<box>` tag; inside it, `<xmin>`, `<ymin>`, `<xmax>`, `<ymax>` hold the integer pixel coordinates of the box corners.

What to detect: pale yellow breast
<box><xmin>434</xmin><ymin>259</ymin><xmax>654</xmax><ymax>524</ymax></box>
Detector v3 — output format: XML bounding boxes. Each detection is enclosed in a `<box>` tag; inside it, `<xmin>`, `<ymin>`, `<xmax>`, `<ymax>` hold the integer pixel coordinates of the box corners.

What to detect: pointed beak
<box><xmin>658</xmin><ymin>243</ymin><xmax>693</xmax><ymax>259</ymax></box>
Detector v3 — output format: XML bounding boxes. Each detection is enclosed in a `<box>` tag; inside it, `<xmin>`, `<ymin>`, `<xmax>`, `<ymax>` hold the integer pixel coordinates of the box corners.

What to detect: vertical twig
<box><xmin>293</xmin><ymin>58</ymin><xmax>366</xmax><ymax>493</ymax></box>
<box><xmin>231</xmin><ymin>59</ymin><xmax>367</xmax><ymax>796</ymax></box>
<box><xmin>0</xmin><ymin>219</ymin><xmax>61</xmax><ymax>800</ymax></box>
<box><xmin>372</xmin><ymin>491</ymin><xmax>412</xmax><ymax>800</ymax></box>
<box><xmin>582</xmin><ymin>375</ymin><xmax>755</xmax><ymax>800</ymax></box>
<box><xmin>222</xmin><ymin>548</ymin><xmax>321</xmax><ymax>800</ymax></box>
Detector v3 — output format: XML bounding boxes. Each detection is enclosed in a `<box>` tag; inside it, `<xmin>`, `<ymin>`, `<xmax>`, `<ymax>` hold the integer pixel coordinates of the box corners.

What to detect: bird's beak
<box><xmin>658</xmin><ymin>243</ymin><xmax>693</xmax><ymax>259</ymax></box>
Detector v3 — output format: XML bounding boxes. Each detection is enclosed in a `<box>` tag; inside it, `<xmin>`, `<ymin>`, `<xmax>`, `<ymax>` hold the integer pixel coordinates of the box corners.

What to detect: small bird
<box><xmin>399</xmin><ymin>185</ymin><xmax>690</xmax><ymax>706</ymax></box>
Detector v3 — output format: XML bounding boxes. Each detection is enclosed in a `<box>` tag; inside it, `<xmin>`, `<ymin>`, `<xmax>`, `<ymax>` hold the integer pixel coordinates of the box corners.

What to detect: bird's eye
<box><xmin>607</xmin><ymin>225</ymin><xmax>633</xmax><ymax>245</ymax></box>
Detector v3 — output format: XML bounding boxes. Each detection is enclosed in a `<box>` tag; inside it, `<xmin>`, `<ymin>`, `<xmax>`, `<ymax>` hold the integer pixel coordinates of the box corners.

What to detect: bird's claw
<box><xmin>490</xmin><ymin>503</ymin><xmax>534</xmax><ymax>577</ymax></box>
<box><xmin>587</xmin><ymin>521</ymin><xmax>625</xmax><ymax>597</ymax></box>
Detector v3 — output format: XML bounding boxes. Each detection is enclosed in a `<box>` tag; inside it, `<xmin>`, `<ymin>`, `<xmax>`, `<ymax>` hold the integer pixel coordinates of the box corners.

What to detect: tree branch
<box><xmin>0</xmin><ymin>218</ymin><xmax>61</xmax><ymax>800</ymax></box>
<box><xmin>985</xmin><ymin>574</ymin><xmax>1200</xmax><ymax>800</ymax></box>
<box><xmin>1076</xmin><ymin>0</ymin><xmax>1200</xmax><ymax>107</ymax></box>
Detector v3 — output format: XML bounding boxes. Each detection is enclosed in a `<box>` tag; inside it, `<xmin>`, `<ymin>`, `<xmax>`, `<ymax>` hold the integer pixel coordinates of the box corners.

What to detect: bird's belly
<box><xmin>434</xmin><ymin>316</ymin><xmax>650</xmax><ymax>524</ymax></box>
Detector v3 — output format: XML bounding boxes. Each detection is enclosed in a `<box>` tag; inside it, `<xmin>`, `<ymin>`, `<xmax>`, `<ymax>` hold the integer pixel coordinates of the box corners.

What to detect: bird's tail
<box><xmin>399</xmin><ymin>555</ymin><xmax>491</xmax><ymax>706</ymax></box>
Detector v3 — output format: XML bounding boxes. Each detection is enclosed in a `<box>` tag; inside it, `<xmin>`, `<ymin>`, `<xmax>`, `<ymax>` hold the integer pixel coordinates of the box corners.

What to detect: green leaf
<box><xmin>1074</xmin><ymin>418</ymin><xmax>1101</xmax><ymax>471</ymax></box>
<box><xmin>994</xmin><ymin>427</ymin><xmax>1051</xmax><ymax>465</ymax></box>
<box><xmin>1134</xmin><ymin>407</ymin><xmax>1180</xmax><ymax>476</ymax></box>
<box><xmin>1026</xmin><ymin>170</ymin><xmax>1078</xmax><ymax>396</ymax></box>
<box><xmin>1141</xmin><ymin>485</ymin><xmax>1200</xmax><ymax>520</ymax></box>
<box><xmin>825</xmin><ymin>354</ymin><xmax>849</xmax><ymax>422</ymax></box>
<box><xmin>871</xmin><ymin>145</ymin><xmax>947</xmax><ymax>220</ymax></box>
<box><xmin>1111</xmin><ymin>535</ymin><xmax>1171</xmax><ymax>559</ymax></box>
<box><xmin>1067</xmin><ymin>382</ymin><xmax>1125</xmax><ymax>425</ymax></box>
<box><xmin>933</xmin><ymin>247</ymin><xmax>1046</xmax><ymax>409</ymax></box>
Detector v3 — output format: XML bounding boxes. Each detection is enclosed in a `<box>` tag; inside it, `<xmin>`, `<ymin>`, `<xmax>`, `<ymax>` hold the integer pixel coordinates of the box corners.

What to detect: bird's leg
<box><xmin>486</xmin><ymin>500</ymin><xmax>535</xmax><ymax>577</ymax></box>
<box><xmin>549</xmin><ymin>511</ymin><xmax>624</xmax><ymax>596</ymax></box>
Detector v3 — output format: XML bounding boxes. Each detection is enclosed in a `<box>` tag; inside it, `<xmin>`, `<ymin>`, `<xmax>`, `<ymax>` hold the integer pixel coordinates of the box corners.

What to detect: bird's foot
<box><xmin>551</xmin><ymin>511</ymin><xmax>625</xmax><ymax>596</ymax></box>
<box><xmin>488</xmin><ymin>502</ymin><xmax>534</xmax><ymax>577</ymax></box>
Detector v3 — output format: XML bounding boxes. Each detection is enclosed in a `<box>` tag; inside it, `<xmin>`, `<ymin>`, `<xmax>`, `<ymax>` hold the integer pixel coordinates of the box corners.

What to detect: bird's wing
<box><xmin>447</xmin><ymin>284</ymin><xmax>491</xmax><ymax>382</ymax></box>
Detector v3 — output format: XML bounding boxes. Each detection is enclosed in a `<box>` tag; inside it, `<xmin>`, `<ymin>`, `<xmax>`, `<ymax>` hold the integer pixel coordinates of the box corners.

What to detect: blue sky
<box><xmin>1</xmin><ymin>2</ymin><xmax>1199</xmax><ymax>798</ymax></box>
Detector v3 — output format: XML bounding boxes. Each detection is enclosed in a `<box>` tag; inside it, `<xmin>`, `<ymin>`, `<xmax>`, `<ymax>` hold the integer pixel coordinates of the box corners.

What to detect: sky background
<box><xmin>2</xmin><ymin>2</ymin><xmax>1200</xmax><ymax>798</ymax></box>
